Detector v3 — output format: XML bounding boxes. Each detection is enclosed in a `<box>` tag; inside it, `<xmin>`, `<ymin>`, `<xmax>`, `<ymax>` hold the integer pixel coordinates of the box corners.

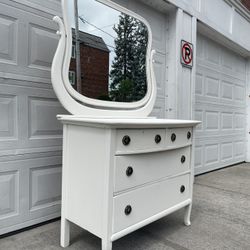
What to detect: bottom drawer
<box><xmin>112</xmin><ymin>174</ymin><xmax>190</xmax><ymax>233</ymax></box>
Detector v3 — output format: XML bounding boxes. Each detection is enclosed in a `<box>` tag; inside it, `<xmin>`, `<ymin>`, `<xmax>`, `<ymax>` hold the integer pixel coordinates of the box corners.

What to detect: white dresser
<box><xmin>50</xmin><ymin>1</ymin><xmax>200</xmax><ymax>249</ymax></box>
<box><xmin>58</xmin><ymin>117</ymin><xmax>199</xmax><ymax>250</ymax></box>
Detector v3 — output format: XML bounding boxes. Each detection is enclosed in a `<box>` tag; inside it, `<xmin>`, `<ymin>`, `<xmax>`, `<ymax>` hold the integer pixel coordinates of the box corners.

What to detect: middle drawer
<box><xmin>114</xmin><ymin>146</ymin><xmax>191</xmax><ymax>193</ymax></box>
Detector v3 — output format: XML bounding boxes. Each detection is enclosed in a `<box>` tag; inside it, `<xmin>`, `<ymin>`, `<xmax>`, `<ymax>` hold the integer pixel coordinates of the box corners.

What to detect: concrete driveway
<box><xmin>0</xmin><ymin>163</ymin><xmax>249</xmax><ymax>250</ymax></box>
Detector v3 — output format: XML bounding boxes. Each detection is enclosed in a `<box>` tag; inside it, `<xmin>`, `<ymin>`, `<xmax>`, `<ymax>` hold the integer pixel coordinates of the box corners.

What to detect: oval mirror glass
<box><xmin>67</xmin><ymin>0</ymin><xmax>149</xmax><ymax>103</ymax></box>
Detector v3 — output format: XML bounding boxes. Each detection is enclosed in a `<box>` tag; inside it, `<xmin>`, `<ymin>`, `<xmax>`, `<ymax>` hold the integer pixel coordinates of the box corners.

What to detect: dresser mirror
<box><xmin>63</xmin><ymin>0</ymin><xmax>153</xmax><ymax>109</ymax></box>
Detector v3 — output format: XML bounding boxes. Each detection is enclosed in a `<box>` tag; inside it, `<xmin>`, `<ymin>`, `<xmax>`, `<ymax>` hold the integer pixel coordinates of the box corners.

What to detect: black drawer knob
<box><xmin>181</xmin><ymin>155</ymin><xmax>186</xmax><ymax>163</ymax></box>
<box><xmin>126</xmin><ymin>166</ymin><xmax>133</xmax><ymax>177</ymax></box>
<box><xmin>187</xmin><ymin>131</ymin><xmax>191</xmax><ymax>140</ymax></box>
<box><xmin>122</xmin><ymin>135</ymin><xmax>131</xmax><ymax>146</ymax></box>
<box><xmin>171</xmin><ymin>133</ymin><xmax>176</xmax><ymax>142</ymax></box>
<box><xmin>180</xmin><ymin>185</ymin><xmax>185</xmax><ymax>193</ymax></box>
<box><xmin>155</xmin><ymin>134</ymin><xmax>161</xmax><ymax>144</ymax></box>
<box><xmin>124</xmin><ymin>205</ymin><xmax>132</xmax><ymax>215</ymax></box>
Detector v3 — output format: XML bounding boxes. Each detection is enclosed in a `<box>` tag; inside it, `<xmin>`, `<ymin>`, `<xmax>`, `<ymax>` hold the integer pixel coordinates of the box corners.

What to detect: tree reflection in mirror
<box><xmin>68</xmin><ymin>0</ymin><xmax>148</xmax><ymax>102</ymax></box>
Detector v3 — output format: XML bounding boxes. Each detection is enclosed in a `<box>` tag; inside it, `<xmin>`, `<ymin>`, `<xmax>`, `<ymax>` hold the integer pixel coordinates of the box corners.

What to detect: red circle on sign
<box><xmin>182</xmin><ymin>43</ymin><xmax>193</xmax><ymax>64</ymax></box>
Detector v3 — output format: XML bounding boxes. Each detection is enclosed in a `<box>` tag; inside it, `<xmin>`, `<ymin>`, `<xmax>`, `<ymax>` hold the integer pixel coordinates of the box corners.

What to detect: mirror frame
<box><xmin>62</xmin><ymin>0</ymin><xmax>155</xmax><ymax>110</ymax></box>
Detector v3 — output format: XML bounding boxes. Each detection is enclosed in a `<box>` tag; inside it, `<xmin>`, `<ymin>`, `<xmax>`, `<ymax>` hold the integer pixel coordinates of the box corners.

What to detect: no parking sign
<box><xmin>181</xmin><ymin>40</ymin><xmax>193</xmax><ymax>68</ymax></box>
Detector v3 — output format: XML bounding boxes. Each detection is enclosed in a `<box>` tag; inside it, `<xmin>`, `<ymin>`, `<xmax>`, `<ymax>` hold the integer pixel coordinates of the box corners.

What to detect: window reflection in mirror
<box><xmin>68</xmin><ymin>0</ymin><xmax>148</xmax><ymax>102</ymax></box>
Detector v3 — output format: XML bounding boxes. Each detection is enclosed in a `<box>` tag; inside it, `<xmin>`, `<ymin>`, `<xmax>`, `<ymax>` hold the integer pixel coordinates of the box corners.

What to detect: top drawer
<box><xmin>166</xmin><ymin>128</ymin><xmax>192</xmax><ymax>148</ymax></box>
<box><xmin>116</xmin><ymin>128</ymin><xmax>192</xmax><ymax>154</ymax></box>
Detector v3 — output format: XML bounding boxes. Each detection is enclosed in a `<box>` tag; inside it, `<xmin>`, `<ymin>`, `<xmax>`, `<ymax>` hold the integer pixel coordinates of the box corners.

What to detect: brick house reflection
<box><xmin>69</xmin><ymin>30</ymin><xmax>110</xmax><ymax>99</ymax></box>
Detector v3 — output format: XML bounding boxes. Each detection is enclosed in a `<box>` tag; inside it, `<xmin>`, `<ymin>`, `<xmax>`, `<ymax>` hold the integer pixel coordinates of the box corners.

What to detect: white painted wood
<box><xmin>58</xmin><ymin>118</ymin><xmax>198</xmax><ymax>249</ymax></box>
<box><xmin>52</xmin><ymin>15</ymin><xmax>157</xmax><ymax>117</ymax></box>
<box><xmin>178</xmin><ymin>11</ymin><xmax>193</xmax><ymax>120</ymax></box>
<box><xmin>57</xmin><ymin>117</ymin><xmax>199</xmax><ymax>128</ymax></box>
<box><xmin>51</xmin><ymin>0</ymin><xmax>158</xmax><ymax>117</ymax></box>
<box><xmin>166</xmin><ymin>8</ymin><xmax>196</xmax><ymax>121</ymax></box>
<box><xmin>11</xmin><ymin>0</ymin><xmax>61</xmax><ymax>16</ymax></box>
<box><xmin>166</xmin><ymin>128</ymin><xmax>193</xmax><ymax>147</ymax></box>
<box><xmin>111</xmin><ymin>199</ymin><xmax>191</xmax><ymax>241</ymax></box>
<box><xmin>115</xmin><ymin>127</ymin><xmax>193</xmax><ymax>154</ymax></box>
<box><xmin>184</xmin><ymin>203</ymin><xmax>192</xmax><ymax>226</ymax></box>
<box><xmin>51</xmin><ymin>0</ymin><xmax>167</xmax><ymax>119</ymax></box>
<box><xmin>101</xmin><ymin>129</ymin><xmax>115</xmax><ymax>250</ymax></box>
<box><xmin>191</xmin><ymin>16</ymin><xmax>197</xmax><ymax>121</ymax></box>
<box><xmin>116</xmin><ymin>129</ymin><xmax>166</xmax><ymax>153</ymax></box>
<box><xmin>60</xmin><ymin>125</ymin><xmax>70</xmax><ymax>247</ymax></box>
<box><xmin>102</xmin><ymin>240</ymin><xmax>112</xmax><ymax>250</ymax></box>
<box><xmin>141</xmin><ymin>0</ymin><xmax>250</xmax><ymax>54</ymax></box>
<box><xmin>194</xmin><ymin>34</ymin><xmax>247</xmax><ymax>174</ymax></box>
<box><xmin>246</xmin><ymin>60</ymin><xmax>250</xmax><ymax>162</ymax></box>
<box><xmin>62</xmin><ymin>125</ymin><xmax>112</xmax><ymax>238</ymax></box>
<box><xmin>114</xmin><ymin>147</ymin><xmax>191</xmax><ymax>192</ymax></box>
<box><xmin>62</xmin><ymin>0</ymin><xmax>153</xmax><ymax>110</ymax></box>
<box><xmin>60</xmin><ymin>218</ymin><xmax>70</xmax><ymax>247</ymax></box>
<box><xmin>165</xmin><ymin>10</ymin><xmax>177</xmax><ymax>118</ymax></box>
<box><xmin>53</xmin><ymin>1</ymin><xmax>199</xmax><ymax>249</ymax></box>
<box><xmin>173</xmin><ymin>8</ymin><xmax>183</xmax><ymax>118</ymax></box>
<box><xmin>113</xmin><ymin>173</ymin><xmax>190</xmax><ymax>233</ymax></box>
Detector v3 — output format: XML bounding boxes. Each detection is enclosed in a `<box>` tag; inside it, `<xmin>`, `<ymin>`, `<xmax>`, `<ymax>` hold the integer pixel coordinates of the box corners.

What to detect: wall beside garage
<box><xmin>166</xmin><ymin>9</ymin><xmax>196</xmax><ymax>120</ymax></box>
<box><xmin>246</xmin><ymin>59</ymin><xmax>250</xmax><ymax>162</ymax></box>
<box><xmin>139</xmin><ymin>0</ymin><xmax>250</xmax><ymax>174</ymax></box>
<box><xmin>158</xmin><ymin>0</ymin><xmax>250</xmax><ymax>120</ymax></box>
<box><xmin>163</xmin><ymin>0</ymin><xmax>250</xmax><ymax>54</ymax></box>
<box><xmin>0</xmin><ymin>0</ymin><xmax>64</xmax><ymax>235</ymax></box>
<box><xmin>162</xmin><ymin>0</ymin><xmax>250</xmax><ymax>173</ymax></box>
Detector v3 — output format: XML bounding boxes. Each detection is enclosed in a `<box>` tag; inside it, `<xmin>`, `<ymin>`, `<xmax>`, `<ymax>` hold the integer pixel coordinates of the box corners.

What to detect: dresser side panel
<box><xmin>63</xmin><ymin>125</ymin><xmax>112</xmax><ymax>238</ymax></box>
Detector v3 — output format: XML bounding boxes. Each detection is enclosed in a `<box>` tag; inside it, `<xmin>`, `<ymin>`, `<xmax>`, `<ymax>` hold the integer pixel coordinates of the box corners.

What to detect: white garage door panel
<box><xmin>0</xmin><ymin>2</ymin><xmax>58</xmax><ymax>80</ymax></box>
<box><xmin>195</xmin><ymin>138</ymin><xmax>245</xmax><ymax>174</ymax></box>
<box><xmin>195</xmin><ymin>103</ymin><xmax>245</xmax><ymax>137</ymax></box>
<box><xmin>195</xmin><ymin>34</ymin><xmax>246</xmax><ymax>174</ymax></box>
<box><xmin>0</xmin><ymin>80</ymin><xmax>64</xmax><ymax>155</ymax></box>
<box><xmin>0</xmin><ymin>156</ymin><xmax>62</xmax><ymax>234</ymax></box>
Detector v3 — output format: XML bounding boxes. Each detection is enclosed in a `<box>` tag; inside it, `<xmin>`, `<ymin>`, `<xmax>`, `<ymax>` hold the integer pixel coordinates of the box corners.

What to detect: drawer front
<box><xmin>167</xmin><ymin>128</ymin><xmax>192</xmax><ymax>148</ymax></box>
<box><xmin>116</xmin><ymin>129</ymin><xmax>166</xmax><ymax>154</ymax></box>
<box><xmin>114</xmin><ymin>147</ymin><xmax>191</xmax><ymax>193</ymax></box>
<box><xmin>113</xmin><ymin>174</ymin><xmax>190</xmax><ymax>233</ymax></box>
<box><xmin>116</xmin><ymin>128</ymin><xmax>192</xmax><ymax>154</ymax></box>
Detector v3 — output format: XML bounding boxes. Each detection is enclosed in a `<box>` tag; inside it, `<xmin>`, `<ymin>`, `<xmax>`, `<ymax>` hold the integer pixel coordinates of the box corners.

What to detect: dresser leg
<box><xmin>102</xmin><ymin>239</ymin><xmax>112</xmax><ymax>250</ymax></box>
<box><xmin>61</xmin><ymin>217</ymin><xmax>70</xmax><ymax>247</ymax></box>
<box><xmin>184</xmin><ymin>203</ymin><xmax>192</xmax><ymax>226</ymax></box>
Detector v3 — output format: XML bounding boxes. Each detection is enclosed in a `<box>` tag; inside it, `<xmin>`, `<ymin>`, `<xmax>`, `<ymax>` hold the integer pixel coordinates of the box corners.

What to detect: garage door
<box><xmin>194</xmin><ymin>34</ymin><xmax>246</xmax><ymax>174</ymax></box>
<box><xmin>0</xmin><ymin>1</ymin><xmax>64</xmax><ymax>235</ymax></box>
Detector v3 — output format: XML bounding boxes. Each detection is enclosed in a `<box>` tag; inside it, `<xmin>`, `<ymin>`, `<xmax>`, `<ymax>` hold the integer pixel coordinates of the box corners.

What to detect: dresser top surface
<box><xmin>57</xmin><ymin>115</ymin><xmax>200</xmax><ymax>128</ymax></box>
